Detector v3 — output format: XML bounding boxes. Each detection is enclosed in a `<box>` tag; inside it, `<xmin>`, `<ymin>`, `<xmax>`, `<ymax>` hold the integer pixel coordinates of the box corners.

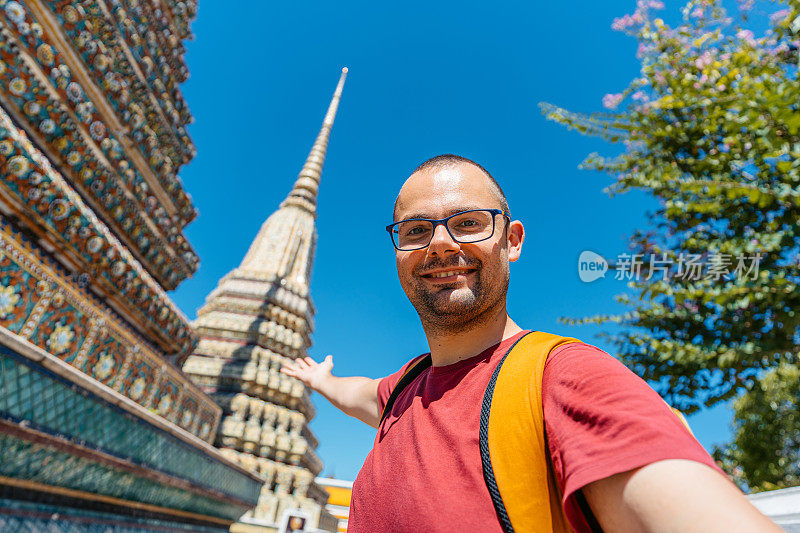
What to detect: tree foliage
<box><xmin>542</xmin><ymin>0</ymin><xmax>799</xmax><ymax>486</ymax></box>
<box><xmin>714</xmin><ymin>363</ymin><xmax>800</xmax><ymax>492</ymax></box>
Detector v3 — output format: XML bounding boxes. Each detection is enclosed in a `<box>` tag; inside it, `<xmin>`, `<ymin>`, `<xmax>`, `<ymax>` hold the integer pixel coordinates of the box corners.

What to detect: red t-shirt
<box><xmin>348</xmin><ymin>331</ymin><xmax>724</xmax><ymax>532</ymax></box>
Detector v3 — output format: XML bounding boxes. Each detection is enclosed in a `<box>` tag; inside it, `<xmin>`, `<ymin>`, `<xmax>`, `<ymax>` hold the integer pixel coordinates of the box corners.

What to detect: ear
<box><xmin>507</xmin><ymin>220</ymin><xmax>524</xmax><ymax>262</ymax></box>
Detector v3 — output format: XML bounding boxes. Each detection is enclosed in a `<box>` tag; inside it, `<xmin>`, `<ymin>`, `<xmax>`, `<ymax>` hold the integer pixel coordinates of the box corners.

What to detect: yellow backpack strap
<box><xmin>479</xmin><ymin>331</ymin><xmax>581</xmax><ymax>533</ymax></box>
<box><xmin>670</xmin><ymin>407</ymin><xmax>693</xmax><ymax>434</ymax></box>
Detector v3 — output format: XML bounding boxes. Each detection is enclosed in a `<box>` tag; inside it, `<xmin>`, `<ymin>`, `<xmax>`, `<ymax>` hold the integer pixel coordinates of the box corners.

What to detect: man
<box><xmin>282</xmin><ymin>155</ymin><xmax>778</xmax><ymax>532</ymax></box>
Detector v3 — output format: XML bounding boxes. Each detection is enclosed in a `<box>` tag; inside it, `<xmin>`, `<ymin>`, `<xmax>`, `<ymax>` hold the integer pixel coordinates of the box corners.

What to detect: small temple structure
<box><xmin>0</xmin><ymin>0</ymin><xmax>263</xmax><ymax>530</ymax></box>
<box><xmin>181</xmin><ymin>68</ymin><xmax>348</xmax><ymax>532</ymax></box>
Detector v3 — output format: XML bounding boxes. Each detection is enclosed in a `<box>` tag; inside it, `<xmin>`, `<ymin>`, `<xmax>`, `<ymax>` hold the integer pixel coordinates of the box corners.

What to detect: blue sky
<box><xmin>171</xmin><ymin>0</ymin><xmax>735</xmax><ymax>481</ymax></box>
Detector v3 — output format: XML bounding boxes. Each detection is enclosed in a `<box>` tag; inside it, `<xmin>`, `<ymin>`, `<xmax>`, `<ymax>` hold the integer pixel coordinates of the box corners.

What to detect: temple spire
<box><xmin>280</xmin><ymin>67</ymin><xmax>348</xmax><ymax>215</ymax></box>
<box><xmin>237</xmin><ymin>68</ymin><xmax>347</xmax><ymax>278</ymax></box>
<box><xmin>184</xmin><ymin>74</ymin><xmax>352</xmax><ymax>524</ymax></box>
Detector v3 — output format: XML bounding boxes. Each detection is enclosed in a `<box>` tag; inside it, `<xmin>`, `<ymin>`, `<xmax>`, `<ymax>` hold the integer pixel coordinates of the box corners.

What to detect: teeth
<box><xmin>430</xmin><ymin>270</ymin><xmax>467</xmax><ymax>278</ymax></box>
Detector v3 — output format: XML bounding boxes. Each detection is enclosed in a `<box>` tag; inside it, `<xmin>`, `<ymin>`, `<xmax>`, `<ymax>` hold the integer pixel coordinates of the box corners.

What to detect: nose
<box><xmin>426</xmin><ymin>222</ymin><xmax>460</xmax><ymax>257</ymax></box>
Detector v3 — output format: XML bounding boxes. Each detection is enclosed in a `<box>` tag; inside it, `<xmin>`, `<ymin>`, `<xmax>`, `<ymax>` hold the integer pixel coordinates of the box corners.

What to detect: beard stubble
<box><xmin>406</xmin><ymin>255</ymin><xmax>509</xmax><ymax>334</ymax></box>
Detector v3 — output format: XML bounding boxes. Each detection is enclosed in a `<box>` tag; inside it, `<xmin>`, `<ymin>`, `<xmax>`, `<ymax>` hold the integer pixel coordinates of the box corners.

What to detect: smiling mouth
<box><xmin>420</xmin><ymin>268</ymin><xmax>476</xmax><ymax>280</ymax></box>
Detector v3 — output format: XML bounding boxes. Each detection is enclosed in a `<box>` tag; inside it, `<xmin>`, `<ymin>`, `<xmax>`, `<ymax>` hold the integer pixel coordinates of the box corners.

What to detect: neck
<box><xmin>422</xmin><ymin>303</ymin><xmax>523</xmax><ymax>367</ymax></box>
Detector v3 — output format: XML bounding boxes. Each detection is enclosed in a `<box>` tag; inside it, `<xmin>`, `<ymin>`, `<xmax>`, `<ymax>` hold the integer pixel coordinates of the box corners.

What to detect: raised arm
<box><xmin>544</xmin><ymin>343</ymin><xmax>782</xmax><ymax>532</ymax></box>
<box><xmin>281</xmin><ymin>355</ymin><xmax>382</xmax><ymax>429</ymax></box>
<box><xmin>583</xmin><ymin>459</ymin><xmax>780</xmax><ymax>532</ymax></box>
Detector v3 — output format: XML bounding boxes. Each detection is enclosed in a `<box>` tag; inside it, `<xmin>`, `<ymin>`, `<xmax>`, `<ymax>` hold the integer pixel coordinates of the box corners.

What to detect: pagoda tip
<box><xmin>280</xmin><ymin>65</ymin><xmax>348</xmax><ymax>214</ymax></box>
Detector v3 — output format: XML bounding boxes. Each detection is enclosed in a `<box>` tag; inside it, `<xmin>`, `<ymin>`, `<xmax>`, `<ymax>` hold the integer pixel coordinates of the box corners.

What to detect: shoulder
<box><xmin>376</xmin><ymin>353</ymin><xmax>430</xmax><ymax>412</ymax></box>
<box><xmin>542</xmin><ymin>341</ymin><xmax>675</xmax><ymax>431</ymax></box>
<box><xmin>541</xmin><ymin>342</ymin><xmax>723</xmax><ymax>529</ymax></box>
<box><xmin>545</xmin><ymin>340</ymin><xmax>628</xmax><ymax>376</ymax></box>
<box><xmin>543</xmin><ymin>341</ymin><xmax>649</xmax><ymax>401</ymax></box>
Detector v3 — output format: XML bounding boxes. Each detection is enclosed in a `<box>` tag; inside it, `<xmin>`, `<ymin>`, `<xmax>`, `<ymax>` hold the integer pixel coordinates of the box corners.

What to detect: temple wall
<box><xmin>0</xmin><ymin>0</ymin><xmax>266</xmax><ymax>529</ymax></box>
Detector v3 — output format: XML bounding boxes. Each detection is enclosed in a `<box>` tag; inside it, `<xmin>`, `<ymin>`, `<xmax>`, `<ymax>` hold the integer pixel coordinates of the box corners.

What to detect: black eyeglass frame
<box><xmin>385</xmin><ymin>208</ymin><xmax>511</xmax><ymax>251</ymax></box>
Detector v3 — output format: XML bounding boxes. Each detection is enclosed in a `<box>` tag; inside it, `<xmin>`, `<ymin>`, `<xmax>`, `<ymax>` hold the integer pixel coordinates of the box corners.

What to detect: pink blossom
<box><xmin>602</xmin><ymin>93</ymin><xmax>624</xmax><ymax>109</ymax></box>
<box><xmin>770</xmin><ymin>9</ymin><xmax>790</xmax><ymax>23</ymax></box>
<box><xmin>654</xmin><ymin>72</ymin><xmax>666</xmax><ymax>84</ymax></box>
<box><xmin>612</xmin><ymin>14</ymin><xmax>635</xmax><ymax>31</ymax></box>
<box><xmin>771</xmin><ymin>43</ymin><xmax>790</xmax><ymax>55</ymax></box>
<box><xmin>694</xmin><ymin>51</ymin><xmax>713</xmax><ymax>69</ymax></box>
<box><xmin>736</xmin><ymin>29</ymin><xmax>756</xmax><ymax>46</ymax></box>
<box><xmin>737</xmin><ymin>0</ymin><xmax>754</xmax><ymax>12</ymax></box>
<box><xmin>690</xmin><ymin>7</ymin><xmax>704</xmax><ymax>18</ymax></box>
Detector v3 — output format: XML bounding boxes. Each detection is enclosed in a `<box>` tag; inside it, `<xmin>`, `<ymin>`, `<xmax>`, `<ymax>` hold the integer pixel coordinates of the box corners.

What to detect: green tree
<box><xmin>714</xmin><ymin>364</ymin><xmax>800</xmax><ymax>492</ymax></box>
<box><xmin>542</xmin><ymin>0</ymin><xmax>800</xmax><ymax>487</ymax></box>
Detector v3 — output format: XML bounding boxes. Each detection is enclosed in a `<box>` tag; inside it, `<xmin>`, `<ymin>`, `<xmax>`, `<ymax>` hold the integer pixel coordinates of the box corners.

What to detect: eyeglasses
<box><xmin>386</xmin><ymin>209</ymin><xmax>510</xmax><ymax>251</ymax></box>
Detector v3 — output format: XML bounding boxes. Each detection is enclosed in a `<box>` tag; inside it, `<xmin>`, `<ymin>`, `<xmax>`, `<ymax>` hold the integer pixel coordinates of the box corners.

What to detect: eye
<box><xmin>405</xmin><ymin>225</ymin><xmax>429</xmax><ymax>236</ymax></box>
<box><xmin>453</xmin><ymin>217</ymin><xmax>484</xmax><ymax>231</ymax></box>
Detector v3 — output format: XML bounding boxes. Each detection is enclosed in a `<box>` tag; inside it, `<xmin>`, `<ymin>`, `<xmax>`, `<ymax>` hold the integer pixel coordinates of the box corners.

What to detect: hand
<box><xmin>280</xmin><ymin>355</ymin><xmax>334</xmax><ymax>391</ymax></box>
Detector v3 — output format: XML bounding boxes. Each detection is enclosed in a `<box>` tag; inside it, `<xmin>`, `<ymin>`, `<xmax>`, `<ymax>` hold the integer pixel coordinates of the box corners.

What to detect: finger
<box><xmin>324</xmin><ymin>355</ymin><xmax>333</xmax><ymax>366</ymax></box>
<box><xmin>304</xmin><ymin>356</ymin><xmax>315</xmax><ymax>365</ymax></box>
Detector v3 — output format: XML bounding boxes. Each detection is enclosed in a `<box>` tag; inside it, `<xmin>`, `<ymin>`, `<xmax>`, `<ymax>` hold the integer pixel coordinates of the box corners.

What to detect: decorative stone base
<box><xmin>0</xmin><ymin>327</ymin><xmax>263</xmax><ymax>525</ymax></box>
<box><xmin>0</xmin><ymin>498</ymin><xmax>227</xmax><ymax>533</ymax></box>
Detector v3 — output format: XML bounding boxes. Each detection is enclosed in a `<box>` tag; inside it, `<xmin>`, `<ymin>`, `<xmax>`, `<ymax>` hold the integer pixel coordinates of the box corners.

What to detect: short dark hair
<box><xmin>394</xmin><ymin>154</ymin><xmax>510</xmax><ymax>220</ymax></box>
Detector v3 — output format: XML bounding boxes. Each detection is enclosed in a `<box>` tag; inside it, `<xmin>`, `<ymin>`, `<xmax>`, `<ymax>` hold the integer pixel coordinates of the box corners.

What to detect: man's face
<box><xmin>393</xmin><ymin>163</ymin><xmax>523</xmax><ymax>331</ymax></box>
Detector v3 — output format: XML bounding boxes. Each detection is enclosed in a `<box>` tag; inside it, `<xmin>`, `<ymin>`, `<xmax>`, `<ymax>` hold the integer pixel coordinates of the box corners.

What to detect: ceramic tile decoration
<box><xmin>0</xmin><ymin>1</ymin><xmax>264</xmax><ymax>530</ymax></box>
<box><xmin>0</xmin><ymin>0</ymin><xmax>198</xmax><ymax>290</ymax></box>
<box><xmin>0</xmin><ymin>351</ymin><xmax>262</xmax><ymax>521</ymax></box>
